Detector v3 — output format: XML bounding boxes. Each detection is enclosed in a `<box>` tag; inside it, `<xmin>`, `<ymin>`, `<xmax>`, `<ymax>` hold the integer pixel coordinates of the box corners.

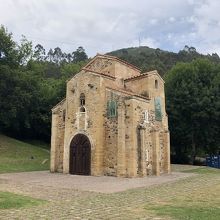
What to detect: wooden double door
<box><xmin>69</xmin><ymin>134</ymin><xmax>91</xmax><ymax>175</ymax></box>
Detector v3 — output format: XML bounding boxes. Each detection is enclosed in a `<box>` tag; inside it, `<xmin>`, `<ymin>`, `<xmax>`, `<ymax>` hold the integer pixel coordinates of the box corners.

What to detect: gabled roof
<box><xmin>84</xmin><ymin>54</ymin><xmax>141</xmax><ymax>72</ymax></box>
<box><xmin>124</xmin><ymin>70</ymin><xmax>164</xmax><ymax>83</ymax></box>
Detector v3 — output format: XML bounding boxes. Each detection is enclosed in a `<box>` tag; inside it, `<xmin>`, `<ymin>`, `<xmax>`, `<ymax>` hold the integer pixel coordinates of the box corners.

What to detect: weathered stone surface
<box><xmin>51</xmin><ymin>54</ymin><xmax>170</xmax><ymax>177</ymax></box>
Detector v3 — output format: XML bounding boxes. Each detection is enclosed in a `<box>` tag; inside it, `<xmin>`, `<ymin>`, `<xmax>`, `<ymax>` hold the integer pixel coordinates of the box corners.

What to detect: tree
<box><xmin>165</xmin><ymin>59</ymin><xmax>220</xmax><ymax>164</ymax></box>
<box><xmin>33</xmin><ymin>44</ymin><xmax>46</xmax><ymax>61</ymax></box>
<box><xmin>53</xmin><ymin>47</ymin><xmax>64</xmax><ymax>64</ymax></box>
<box><xmin>47</xmin><ymin>49</ymin><xmax>54</xmax><ymax>62</ymax></box>
<box><xmin>72</xmin><ymin>46</ymin><xmax>88</xmax><ymax>63</ymax></box>
<box><xmin>17</xmin><ymin>35</ymin><xmax>33</xmax><ymax>65</ymax></box>
<box><xmin>0</xmin><ymin>25</ymin><xmax>19</xmax><ymax>67</ymax></box>
<box><xmin>0</xmin><ymin>66</ymin><xmax>40</xmax><ymax>138</ymax></box>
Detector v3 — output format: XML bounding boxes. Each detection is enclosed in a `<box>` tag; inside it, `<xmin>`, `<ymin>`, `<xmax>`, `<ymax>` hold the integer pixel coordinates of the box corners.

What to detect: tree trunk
<box><xmin>190</xmin><ymin>135</ymin><xmax>196</xmax><ymax>165</ymax></box>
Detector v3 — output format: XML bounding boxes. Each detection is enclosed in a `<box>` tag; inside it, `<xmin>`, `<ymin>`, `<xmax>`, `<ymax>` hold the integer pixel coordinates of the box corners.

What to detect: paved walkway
<box><xmin>0</xmin><ymin>171</ymin><xmax>193</xmax><ymax>193</ymax></box>
<box><xmin>0</xmin><ymin>170</ymin><xmax>196</xmax><ymax>220</ymax></box>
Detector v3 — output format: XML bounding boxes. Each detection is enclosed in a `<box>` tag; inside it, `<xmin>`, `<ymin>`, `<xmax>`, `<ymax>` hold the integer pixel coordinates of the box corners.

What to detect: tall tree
<box><xmin>17</xmin><ymin>35</ymin><xmax>33</xmax><ymax>65</ymax></box>
<box><xmin>33</xmin><ymin>44</ymin><xmax>46</xmax><ymax>61</ymax></box>
<box><xmin>53</xmin><ymin>47</ymin><xmax>63</xmax><ymax>64</ymax></box>
<box><xmin>72</xmin><ymin>46</ymin><xmax>88</xmax><ymax>63</ymax></box>
<box><xmin>165</xmin><ymin>59</ymin><xmax>220</xmax><ymax>164</ymax></box>
<box><xmin>0</xmin><ymin>25</ymin><xmax>19</xmax><ymax>67</ymax></box>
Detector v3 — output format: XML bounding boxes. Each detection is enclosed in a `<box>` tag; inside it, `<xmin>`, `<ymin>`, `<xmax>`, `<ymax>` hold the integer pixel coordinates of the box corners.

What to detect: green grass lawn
<box><xmin>144</xmin><ymin>165</ymin><xmax>220</xmax><ymax>220</ymax></box>
<box><xmin>0</xmin><ymin>134</ymin><xmax>50</xmax><ymax>173</ymax></box>
<box><xmin>0</xmin><ymin>191</ymin><xmax>45</xmax><ymax>209</ymax></box>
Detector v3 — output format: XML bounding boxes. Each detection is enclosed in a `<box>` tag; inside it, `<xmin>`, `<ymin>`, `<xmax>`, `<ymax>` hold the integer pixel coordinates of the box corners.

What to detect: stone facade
<box><xmin>50</xmin><ymin>54</ymin><xmax>170</xmax><ymax>177</ymax></box>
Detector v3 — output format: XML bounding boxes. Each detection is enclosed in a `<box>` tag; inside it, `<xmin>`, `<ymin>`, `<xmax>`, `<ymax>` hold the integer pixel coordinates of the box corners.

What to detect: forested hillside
<box><xmin>0</xmin><ymin>25</ymin><xmax>219</xmax><ymax>164</ymax></box>
<box><xmin>108</xmin><ymin>46</ymin><xmax>220</xmax><ymax>76</ymax></box>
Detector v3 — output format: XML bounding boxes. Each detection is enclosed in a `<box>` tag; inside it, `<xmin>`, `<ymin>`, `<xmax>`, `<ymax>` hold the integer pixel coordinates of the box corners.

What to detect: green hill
<box><xmin>107</xmin><ymin>46</ymin><xmax>220</xmax><ymax>76</ymax></box>
<box><xmin>0</xmin><ymin>134</ymin><xmax>50</xmax><ymax>173</ymax></box>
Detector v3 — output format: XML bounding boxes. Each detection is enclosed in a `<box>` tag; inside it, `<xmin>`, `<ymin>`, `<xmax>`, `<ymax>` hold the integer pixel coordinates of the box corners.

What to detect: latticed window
<box><xmin>107</xmin><ymin>100</ymin><xmax>117</xmax><ymax>117</ymax></box>
<box><xmin>154</xmin><ymin>97</ymin><xmax>162</xmax><ymax>121</ymax></box>
<box><xmin>80</xmin><ymin>93</ymin><xmax>85</xmax><ymax>106</ymax></box>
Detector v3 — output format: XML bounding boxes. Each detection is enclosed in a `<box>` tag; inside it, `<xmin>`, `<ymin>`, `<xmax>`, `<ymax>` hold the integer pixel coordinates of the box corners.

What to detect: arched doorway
<box><xmin>69</xmin><ymin>134</ymin><xmax>91</xmax><ymax>175</ymax></box>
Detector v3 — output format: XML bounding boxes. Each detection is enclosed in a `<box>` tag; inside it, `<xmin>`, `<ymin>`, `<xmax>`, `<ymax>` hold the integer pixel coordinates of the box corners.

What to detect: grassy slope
<box><xmin>0</xmin><ymin>134</ymin><xmax>50</xmax><ymax>173</ymax></box>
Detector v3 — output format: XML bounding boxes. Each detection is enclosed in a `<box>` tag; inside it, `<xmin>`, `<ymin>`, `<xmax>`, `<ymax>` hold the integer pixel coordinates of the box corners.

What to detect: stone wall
<box><xmin>103</xmin><ymin>90</ymin><xmax>120</xmax><ymax>176</ymax></box>
<box><xmin>50</xmin><ymin>100</ymin><xmax>66</xmax><ymax>172</ymax></box>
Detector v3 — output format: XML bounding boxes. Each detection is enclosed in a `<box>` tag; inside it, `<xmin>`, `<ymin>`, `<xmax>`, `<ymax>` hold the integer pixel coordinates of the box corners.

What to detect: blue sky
<box><xmin>0</xmin><ymin>0</ymin><xmax>220</xmax><ymax>57</ymax></box>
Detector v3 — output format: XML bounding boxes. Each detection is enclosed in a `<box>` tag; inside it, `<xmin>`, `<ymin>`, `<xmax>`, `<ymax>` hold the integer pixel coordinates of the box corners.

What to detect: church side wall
<box><xmin>124</xmin><ymin>98</ymin><xmax>152</xmax><ymax>177</ymax></box>
<box><xmin>50</xmin><ymin>103</ymin><xmax>66</xmax><ymax>172</ymax></box>
<box><xmin>125</xmin><ymin>74</ymin><xmax>170</xmax><ymax>175</ymax></box>
<box><xmin>103</xmin><ymin>90</ymin><xmax>120</xmax><ymax>176</ymax></box>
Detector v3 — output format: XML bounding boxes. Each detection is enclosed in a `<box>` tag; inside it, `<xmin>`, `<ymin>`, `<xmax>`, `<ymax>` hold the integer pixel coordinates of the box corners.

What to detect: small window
<box><xmin>107</xmin><ymin>100</ymin><xmax>117</xmax><ymax>117</ymax></box>
<box><xmin>62</xmin><ymin>110</ymin><xmax>66</xmax><ymax>121</ymax></box>
<box><xmin>80</xmin><ymin>93</ymin><xmax>85</xmax><ymax>106</ymax></box>
<box><xmin>155</xmin><ymin>80</ymin><xmax>158</xmax><ymax>89</ymax></box>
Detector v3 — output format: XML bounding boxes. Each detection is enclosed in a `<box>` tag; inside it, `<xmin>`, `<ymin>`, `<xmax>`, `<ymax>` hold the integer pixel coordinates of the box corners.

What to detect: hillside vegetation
<box><xmin>108</xmin><ymin>46</ymin><xmax>220</xmax><ymax>76</ymax></box>
<box><xmin>0</xmin><ymin>134</ymin><xmax>50</xmax><ymax>173</ymax></box>
<box><xmin>0</xmin><ymin>25</ymin><xmax>219</xmax><ymax>164</ymax></box>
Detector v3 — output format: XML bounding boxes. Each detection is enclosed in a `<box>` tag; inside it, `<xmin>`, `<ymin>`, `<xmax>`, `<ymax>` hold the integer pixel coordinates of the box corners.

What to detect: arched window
<box><xmin>80</xmin><ymin>106</ymin><xmax>85</xmax><ymax>112</ymax></box>
<box><xmin>80</xmin><ymin>93</ymin><xmax>85</xmax><ymax>106</ymax></box>
<box><xmin>155</xmin><ymin>80</ymin><xmax>158</xmax><ymax>89</ymax></box>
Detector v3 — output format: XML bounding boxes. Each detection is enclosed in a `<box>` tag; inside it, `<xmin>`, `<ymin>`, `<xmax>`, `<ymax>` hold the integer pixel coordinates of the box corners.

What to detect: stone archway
<box><xmin>69</xmin><ymin>134</ymin><xmax>91</xmax><ymax>175</ymax></box>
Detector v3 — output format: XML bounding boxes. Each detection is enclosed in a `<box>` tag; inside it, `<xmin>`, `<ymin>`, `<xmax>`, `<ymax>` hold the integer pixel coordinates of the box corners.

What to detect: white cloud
<box><xmin>0</xmin><ymin>0</ymin><xmax>220</xmax><ymax>56</ymax></box>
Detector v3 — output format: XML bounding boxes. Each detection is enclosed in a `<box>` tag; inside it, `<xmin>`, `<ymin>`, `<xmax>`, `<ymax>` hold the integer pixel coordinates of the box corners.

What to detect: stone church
<box><xmin>50</xmin><ymin>54</ymin><xmax>170</xmax><ymax>177</ymax></box>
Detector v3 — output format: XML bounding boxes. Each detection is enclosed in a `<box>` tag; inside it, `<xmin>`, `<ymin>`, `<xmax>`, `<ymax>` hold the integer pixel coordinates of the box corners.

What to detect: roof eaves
<box><xmin>106</xmin><ymin>87</ymin><xmax>150</xmax><ymax>100</ymax></box>
<box><xmin>51</xmin><ymin>98</ymin><xmax>66</xmax><ymax>111</ymax></box>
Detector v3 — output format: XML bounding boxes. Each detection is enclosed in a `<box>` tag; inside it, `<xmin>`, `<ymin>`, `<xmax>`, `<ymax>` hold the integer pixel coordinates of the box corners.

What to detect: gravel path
<box><xmin>0</xmin><ymin>169</ymin><xmax>196</xmax><ymax>219</ymax></box>
<box><xmin>0</xmin><ymin>171</ymin><xmax>194</xmax><ymax>194</ymax></box>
